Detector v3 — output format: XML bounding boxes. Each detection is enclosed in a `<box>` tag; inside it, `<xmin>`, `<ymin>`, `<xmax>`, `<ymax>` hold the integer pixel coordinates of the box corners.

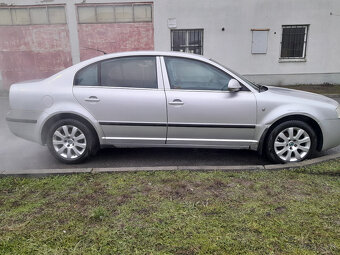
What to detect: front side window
<box><xmin>101</xmin><ymin>57</ymin><xmax>157</xmax><ymax>88</ymax></box>
<box><xmin>280</xmin><ymin>25</ymin><xmax>308</xmax><ymax>59</ymax></box>
<box><xmin>164</xmin><ymin>57</ymin><xmax>232</xmax><ymax>91</ymax></box>
<box><xmin>171</xmin><ymin>29</ymin><xmax>203</xmax><ymax>55</ymax></box>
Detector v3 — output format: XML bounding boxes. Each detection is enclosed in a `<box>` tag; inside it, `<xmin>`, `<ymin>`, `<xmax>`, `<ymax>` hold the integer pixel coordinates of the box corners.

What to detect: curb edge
<box><xmin>1</xmin><ymin>152</ymin><xmax>339</xmax><ymax>177</ymax></box>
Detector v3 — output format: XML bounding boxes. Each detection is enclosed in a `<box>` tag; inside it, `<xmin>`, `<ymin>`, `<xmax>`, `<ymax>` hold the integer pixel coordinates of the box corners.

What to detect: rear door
<box><xmin>73</xmin><ymin>56</ymin><xmax>167</xmax><ymax>145</ymax></box>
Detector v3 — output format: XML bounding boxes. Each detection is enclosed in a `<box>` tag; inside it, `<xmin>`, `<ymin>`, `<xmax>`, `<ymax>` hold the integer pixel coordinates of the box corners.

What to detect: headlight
<box><xmin>336</xmin><ymin>105</ymin><xmax>340</xmax><ymax>118</ymax></box>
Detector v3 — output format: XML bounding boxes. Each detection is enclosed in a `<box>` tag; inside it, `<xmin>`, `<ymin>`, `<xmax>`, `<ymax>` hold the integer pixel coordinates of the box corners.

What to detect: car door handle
<box><xmin>169</xmin><ymin>99</ymin><xmax>184</xmax><ymax>106</ymax></box>
<box><xmin>85</xmin><ymin>96</ymin><xmax>100</xmax><ymax>102</ymax></box>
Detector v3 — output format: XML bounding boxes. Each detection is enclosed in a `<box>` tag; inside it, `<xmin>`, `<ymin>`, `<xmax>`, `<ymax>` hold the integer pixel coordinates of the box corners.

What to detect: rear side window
<box><xmin>74</xmin><ymin>63</ymin><xmax>99</xmax><ymax>86</ymax></box>
<box><xmin>74</xmin><ymin>56</ymin><xmax>157</xmax><ymax>88</ymax></box>
<box><xmin>101</xmin><ymin>57</ymin><xmax>157</xmax><ymax>88</ymax></box>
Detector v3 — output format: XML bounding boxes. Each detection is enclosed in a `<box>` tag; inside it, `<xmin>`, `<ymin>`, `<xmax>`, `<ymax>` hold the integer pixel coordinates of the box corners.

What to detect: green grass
<box><xmin>1</xmin><ymin>160</ymin><xmax>340</xmax><ymax>254</ymax></box>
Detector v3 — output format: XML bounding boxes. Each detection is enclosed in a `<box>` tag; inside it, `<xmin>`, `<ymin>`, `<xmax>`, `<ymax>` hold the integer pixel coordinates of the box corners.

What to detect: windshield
<box><xmin>210</xmin><ymin>59</ymin><xmax>261</xmax><ymax>91</ymax></box>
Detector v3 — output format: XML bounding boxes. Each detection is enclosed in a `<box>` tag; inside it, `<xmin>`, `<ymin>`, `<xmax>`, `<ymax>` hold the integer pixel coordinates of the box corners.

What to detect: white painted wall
<box><xmin>154</xmin><ymin>0</ymin><xmax>340</xmax><ymax>85</ymax></box>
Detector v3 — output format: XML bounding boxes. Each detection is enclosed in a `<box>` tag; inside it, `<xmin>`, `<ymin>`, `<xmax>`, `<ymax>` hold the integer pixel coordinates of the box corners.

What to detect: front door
<box><xmin>73</xmin><ymin>56</ymin><xmax>167</xmax><ymax>145</ymax></box>
<box><xmin>162</xmin><ymin>56</ymin><xmax>257</xmax><ymax>148</ymax></box>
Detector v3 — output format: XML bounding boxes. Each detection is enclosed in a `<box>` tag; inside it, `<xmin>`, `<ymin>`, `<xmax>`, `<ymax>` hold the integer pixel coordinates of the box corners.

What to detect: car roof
<box><xmin>78</xmin><ymin>51</ymin><xmax>208</xmax><ymax>66</ymax></box>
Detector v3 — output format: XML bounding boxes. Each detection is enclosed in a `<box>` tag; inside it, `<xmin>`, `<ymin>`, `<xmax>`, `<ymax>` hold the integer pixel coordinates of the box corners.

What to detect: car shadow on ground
<box><xmin>85</xmin><ymin>147</ymin><xmax>335</xmax><ymax>168</ymax></box>
<box><xmin>85</xmin><ymin>147</ymin><xmax>271</xmax><ymax>168</ymax></box>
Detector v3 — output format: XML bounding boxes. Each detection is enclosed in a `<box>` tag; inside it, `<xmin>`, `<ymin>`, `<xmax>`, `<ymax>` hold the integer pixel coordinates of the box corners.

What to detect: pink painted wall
<box><xmin>78</xmin><ymin>23</ymin><xmax>154</xmax><ymax>61</ymax></box>
<box><xmin>0</xmin><ymin>25</ymin><xmax>72</xmax><ymax>90</ymax></box>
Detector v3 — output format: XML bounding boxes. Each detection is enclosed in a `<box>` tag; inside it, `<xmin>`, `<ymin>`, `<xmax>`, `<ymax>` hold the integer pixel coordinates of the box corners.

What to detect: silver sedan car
<box><xmin>6</xmin><ymin>51</ymin><xmax>340</xmax><ymax>164</ymax></box>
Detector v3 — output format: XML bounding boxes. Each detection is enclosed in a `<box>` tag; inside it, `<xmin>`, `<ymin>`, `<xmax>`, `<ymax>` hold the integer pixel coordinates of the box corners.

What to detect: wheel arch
<box><xmin>41</xmin><ymin>113</ymin><xmax>100</xmax><ymax>151</ymax></box>
<box><xmin>258</xmin><ymin>114</ymin><xmax>323</xmax><ymax>155</ymax></box>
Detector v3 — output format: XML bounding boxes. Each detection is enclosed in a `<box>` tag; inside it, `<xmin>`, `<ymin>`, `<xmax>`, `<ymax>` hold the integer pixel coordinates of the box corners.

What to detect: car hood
<box><xmin>265</xmin><ymin>86</ymin><xmax>339</xmax><ymax>107</ymax></box>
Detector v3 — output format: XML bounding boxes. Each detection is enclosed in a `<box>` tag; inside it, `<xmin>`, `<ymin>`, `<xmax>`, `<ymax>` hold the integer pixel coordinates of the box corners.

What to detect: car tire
<box><xmin>46</xmin><ymin>119</ymin><xmax>95</xmax><ymax>164</ymax></box>
<box><xmin>265</xmin><ymin>120</ymin><xmax>317</xmax><ymax>164</ymax></box>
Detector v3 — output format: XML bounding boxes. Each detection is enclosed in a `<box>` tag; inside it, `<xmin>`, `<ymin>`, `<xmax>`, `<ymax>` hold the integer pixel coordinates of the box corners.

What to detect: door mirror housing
<box><xmin>227</xmin><ymin>79</ymin><xmax>242</xmax><ymax>92</ymax></box>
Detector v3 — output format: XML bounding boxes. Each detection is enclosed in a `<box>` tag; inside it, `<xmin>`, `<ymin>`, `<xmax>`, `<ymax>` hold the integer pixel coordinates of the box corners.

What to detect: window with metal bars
<box><xmin>280</xmin><ymin>25</ymin><xmax>308</xmax><ymax>59</ymax></box>
<box><xmin>171</xmin><ymin>29</ymin><xmax>203</xmax><ymax>55</ymax></box>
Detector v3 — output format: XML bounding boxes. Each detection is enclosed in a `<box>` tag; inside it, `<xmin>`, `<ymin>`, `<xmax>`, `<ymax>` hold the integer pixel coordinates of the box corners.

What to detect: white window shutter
<box><xmin>251</xmin><ymin>30</ymin><xmax>268</xmax><ymax>54</ymax></box>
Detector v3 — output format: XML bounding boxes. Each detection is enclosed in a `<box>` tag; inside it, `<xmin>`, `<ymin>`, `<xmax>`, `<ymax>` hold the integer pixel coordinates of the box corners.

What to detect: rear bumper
<box><xmin>6</xmin><ymin>116</ymin><xmax>39</xmax><ymax>143</ymax></box>
<box><xmin>321</xmin><ymin>119</ymin><xmax>340</xmax><ymax>151</ymax></box>
<box><xmin>6</xmin><ymin>110</ymin><xmax>43</xmax><ymax>144</ymax></box>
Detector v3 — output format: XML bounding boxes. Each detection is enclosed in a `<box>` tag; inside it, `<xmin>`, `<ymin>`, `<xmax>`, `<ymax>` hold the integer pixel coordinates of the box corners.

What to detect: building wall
<box><xmin>78</xmin><ymin>23</ymin><xmax>154</xmax><ymax>61</ymax></box>
<box><xmin>154</xmin><ymin>0</ymin><xmax>340</xmax><ymax>85</ymax></box>
<box><xmin>0</xmin><ymin>24</ymin><xmax>72</xmax><ymax>90</ymax></box>
<box><xmin>0</xmin><ymin>0</ymin><xmax>339</xmax><ymax>88</ymax></box>
<box><xmin>0</xmin><ymin>0</ymin><xmax>154</xmax><ymax>90</ymax></box>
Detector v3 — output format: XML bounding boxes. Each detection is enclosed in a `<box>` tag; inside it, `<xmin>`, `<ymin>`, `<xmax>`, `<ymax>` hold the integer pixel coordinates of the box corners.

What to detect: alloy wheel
<box><xmin>52</xmin><ymin>125</ymin><xmax>87</xmax><ymax>159</ymax></box>
<box><xmin>274</xmin><ymin>127</ymin><xmax>311</xmax><ymax>162</ymax></box>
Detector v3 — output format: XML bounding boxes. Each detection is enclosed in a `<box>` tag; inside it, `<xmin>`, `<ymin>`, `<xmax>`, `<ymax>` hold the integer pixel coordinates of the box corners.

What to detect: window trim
<box><xmin>162</xmin><ymin>56</ymin><xmax>250</xmax><ymax>93</ymax></box>
<box><xmin>280</xmin><ymin>24</ymin><xmax>309</xmax><ymax>60</ymax></box>
<box><xmin>170</xmin><ymin>29</ymin><xmax>204</xmax><ymax>55</ymax></box>
<box><xmin>73</xmin><ymin>55</ymin><xmax>159</xmax><ymax>90</ymax></box>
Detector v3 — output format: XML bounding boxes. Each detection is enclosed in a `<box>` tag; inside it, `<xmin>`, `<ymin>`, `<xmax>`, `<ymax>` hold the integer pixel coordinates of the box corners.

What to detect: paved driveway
<box><xmin>1</xmin><ymin>96</ymin><xmax>339</xmax><ymax>172</ymax></box>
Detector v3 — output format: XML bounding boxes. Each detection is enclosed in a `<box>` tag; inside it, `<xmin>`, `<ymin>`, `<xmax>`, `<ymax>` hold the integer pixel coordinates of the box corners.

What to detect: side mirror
<box><xmin>227</xmin><ymin>79</ymin><xmax>242</xmax><ymax>92</ymax></box>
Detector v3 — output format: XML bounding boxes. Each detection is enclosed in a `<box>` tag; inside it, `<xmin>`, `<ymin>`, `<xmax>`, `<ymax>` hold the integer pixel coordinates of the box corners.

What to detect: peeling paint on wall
<box><xmin>0</xmin><ymin>71</ymin><xmax>3</xmax><ymax>90</ymax></box>
<box><xmin>78</xmin><ymin>23</ymin><xmax>154</xmax><ymax>61</ymax></box>
<box><xmin>0</xmin><ymin>24</ymin><xmax>72</xmax><ymax>89</ymax></box>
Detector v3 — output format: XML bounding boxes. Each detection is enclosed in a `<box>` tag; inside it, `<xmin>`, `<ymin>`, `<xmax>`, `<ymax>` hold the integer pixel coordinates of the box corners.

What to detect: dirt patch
<box><xmin>208</xmin><ymin>179</ymin><xmax>227</xmax><ymax>189</ymax></box>
<box><xmin>173</xmin><ymin>247</ymin><xmax>199</xmax><ymax>255</ymax></box>
<box><xmin>274</xmin><ymin>206</ymin><xmax>287</xmax><ymax>214</ymax></box>
<box><xmin>116</xmin><ymin>193</ymin><xmax>132</xmax><ymax>206</ymax></box>
<box><xmin>159</xmin><ymin>181</ymin><xmax>195</xmax><ymax>199</ymax></box>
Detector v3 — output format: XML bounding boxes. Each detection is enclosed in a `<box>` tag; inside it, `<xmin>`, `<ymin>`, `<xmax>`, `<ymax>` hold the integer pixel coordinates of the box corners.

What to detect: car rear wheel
<box><xmin>47</xmin><ymin>119</ymin><xmax>94</xmax><ymax>164</ymax></box>
<box><xmin>266</xmin><ymin>120</ymin><xmax>317</xmax><ymax>164</ymax></box>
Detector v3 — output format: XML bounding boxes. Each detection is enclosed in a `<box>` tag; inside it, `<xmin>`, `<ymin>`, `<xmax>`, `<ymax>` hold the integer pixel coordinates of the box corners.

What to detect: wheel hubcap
<box><xmin>52</xmin><ymin>125</ymin><xmax>87</xmax><ymax>159</ymax></box>
<box><xmin>274</xmin><ymin>127</ymin><xmax>311</xmax><ymax>162</ymax></box>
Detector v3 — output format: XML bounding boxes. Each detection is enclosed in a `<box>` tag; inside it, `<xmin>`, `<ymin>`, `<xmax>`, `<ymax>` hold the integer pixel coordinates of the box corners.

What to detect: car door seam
<box><xmin>159</xmin><ymin>56</ymin><xmax>170</xmax><ymax>144</ymax></box>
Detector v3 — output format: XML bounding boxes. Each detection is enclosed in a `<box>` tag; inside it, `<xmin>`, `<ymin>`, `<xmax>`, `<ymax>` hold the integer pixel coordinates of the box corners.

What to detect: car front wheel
<box><xmin>266</xmin><ymin>120</ymin><xmax>317</xmax><ymax>164</ymax></box>
<box><xmin>47</xmin><ymin>119</ymin><xmax>94</xmax><ymax>164</ymax></box>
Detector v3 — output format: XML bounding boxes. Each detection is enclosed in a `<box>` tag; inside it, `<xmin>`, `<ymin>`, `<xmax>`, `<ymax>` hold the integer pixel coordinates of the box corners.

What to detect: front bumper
<box><xmin>321</xmin><ymin>118</ymin><xmax>340</xmax><ymax>151</ymax></box>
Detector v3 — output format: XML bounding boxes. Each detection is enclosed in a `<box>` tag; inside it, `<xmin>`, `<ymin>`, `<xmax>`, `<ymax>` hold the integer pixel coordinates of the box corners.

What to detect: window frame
<box><xmin>73</xmin><ymin>56</ymin><xmax>159</xmax><ymax>90</ymax></box>
<box><xmin>73</xmin><ymin>62</ymin><xmax>100</xmax><ymax>87</ymax></box>
<box><xmin>0</xmin><ymin>5</ymin><xmax>66</xmax><ymax>26</ymax></box>
<box><xmin>280</xmin><ymin>25</ymin><xmax>309</xmax><ymax>60</ymax></box>
<box><xmin>76</xmin><ymin>3</ymin><xmax>153</xmax><ymax>24</ymax></box>
<box><xmin>170</xmin><ymin>29</ymin><xmax>204</xmax><ymax>55</ymax></box>
<box><xmin>162</xmin><ymin>56</ymin><xmax>250</xmax><ymax>93</ymax></box>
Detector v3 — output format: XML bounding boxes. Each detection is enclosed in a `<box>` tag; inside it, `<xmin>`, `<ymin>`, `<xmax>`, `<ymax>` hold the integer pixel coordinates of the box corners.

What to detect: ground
<box><xmin>1</xmin><ymin>160</ymin><xmax>340</xmax><ymax>254</ymax></box>
<box><xmin>1</xmin><ymin>85</ymin><xmax>340</xmax><ymax>254</ymax></box>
